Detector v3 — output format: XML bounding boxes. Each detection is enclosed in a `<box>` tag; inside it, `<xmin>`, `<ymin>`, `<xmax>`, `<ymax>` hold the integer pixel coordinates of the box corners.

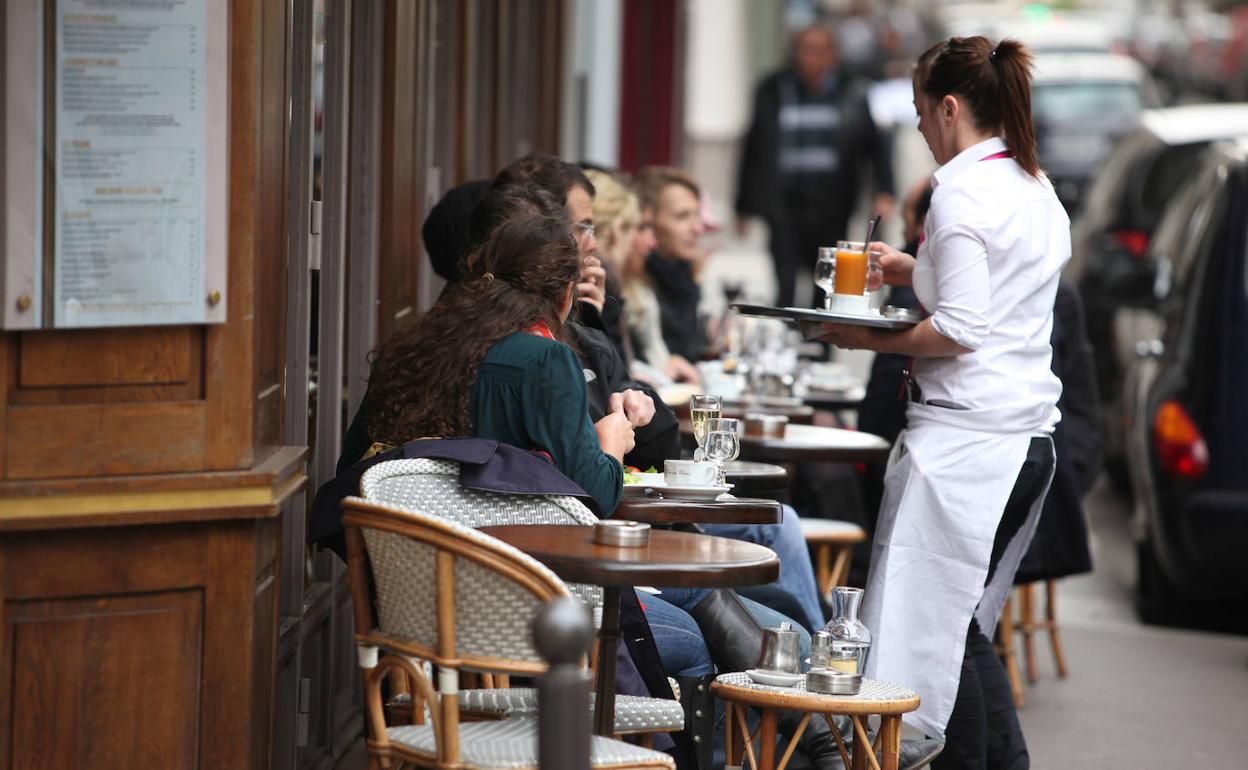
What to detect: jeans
<box><xmin>642</xmin><ymin>592</ymin><xmax>714</xmax><ymax>677</ymax></box>
<box><xmin>935</xmin><ymin>436</ymin><xmax>1052</xmax><ymax>770</ymax></box>
<box><xmin>701</xmin><ymin>505</ymin><xmax>825</xmax><ymax>633</ymax></box>
<box><xmin>640</xmin><ymin>588</ymin><xmax>813</xmax><ymax>678</ymax></box>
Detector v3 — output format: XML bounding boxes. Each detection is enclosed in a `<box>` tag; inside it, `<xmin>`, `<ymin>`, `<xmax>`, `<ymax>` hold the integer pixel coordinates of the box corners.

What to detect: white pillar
<box><xmin>684</xmin><ymin>0</ymin><xmax>749</xmax><ymax>142</ymax></box>
<box><xmin>561</xmin><ymin>0</ymin><xmax>622</xmax><ymax>167</ymax></box>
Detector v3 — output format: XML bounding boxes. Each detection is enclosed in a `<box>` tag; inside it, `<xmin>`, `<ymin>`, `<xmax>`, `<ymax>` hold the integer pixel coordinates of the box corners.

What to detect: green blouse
<box><xmin>470</xmin><ymin>331</ymin><xmax>622</xmax><ymax>515</ymax></box>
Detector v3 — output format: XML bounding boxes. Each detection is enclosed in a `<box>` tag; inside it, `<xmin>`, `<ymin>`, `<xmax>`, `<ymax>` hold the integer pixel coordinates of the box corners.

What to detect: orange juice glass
<box><xmin>834</xmin><ymin>240</ymin><xmax>867</xmax><ymax>295</ymax></box>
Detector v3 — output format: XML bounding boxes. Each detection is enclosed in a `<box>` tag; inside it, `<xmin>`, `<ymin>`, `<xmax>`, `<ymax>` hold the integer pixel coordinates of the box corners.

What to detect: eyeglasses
<box><xmin>573</xmin><ymin>222</ymin><xmax>595</xmax><ymax>241</ymax></box>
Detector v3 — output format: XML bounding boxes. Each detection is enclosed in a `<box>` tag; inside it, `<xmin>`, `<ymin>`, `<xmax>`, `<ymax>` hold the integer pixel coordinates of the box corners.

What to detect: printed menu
<box><xmin>53</xmin><ymin>0</ymin><xmax>219</xmax><ymax>327</ymax></box>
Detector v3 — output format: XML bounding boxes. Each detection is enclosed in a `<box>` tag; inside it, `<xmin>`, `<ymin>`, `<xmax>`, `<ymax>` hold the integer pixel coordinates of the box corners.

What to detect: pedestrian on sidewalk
<box><xmin>735</xmin><ymin>23</ymin><xmax>895</xmax><ymax>308</ymax></box>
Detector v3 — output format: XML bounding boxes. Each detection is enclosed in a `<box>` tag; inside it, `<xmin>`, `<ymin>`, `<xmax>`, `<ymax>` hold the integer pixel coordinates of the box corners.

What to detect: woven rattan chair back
<box><xmin>344</xmin><ymin>497</ymin><xmax>596</xmax><ymax>768</ymax></box>
<box><xmin>360</xmin><ymin>458</ymin><xmax>603</xmax><ymax>612</ymax></box>
<box><xmin>343</xmin><ymin>496</ymin><xmax>571</xmax><ymax>672</ymax></box>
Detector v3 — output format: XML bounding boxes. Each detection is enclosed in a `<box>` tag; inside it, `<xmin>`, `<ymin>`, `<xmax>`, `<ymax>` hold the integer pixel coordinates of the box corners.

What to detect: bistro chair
<box><xmin>993</xmin><ymin>593</ymin><xmax>1026</xmax><ymax>708</ymax></box>
<box><xmin>1015</xmin><ymin>580</ymin><xmax>1069</xmax><ymax>684</ymax></box>
<box><xmin>359</xmin><ymin>458</ymin><xmax>686</xmax><ymax>741</ymax></box>
<box><xmin>798</xmin><ymin>518</ymin><xmax>867</xmax><ymax>598</ymax></box>
<box><xmin>343</xmin><ymin>496</ymin><xmax>675</xmax><ymax>770</ymax></box>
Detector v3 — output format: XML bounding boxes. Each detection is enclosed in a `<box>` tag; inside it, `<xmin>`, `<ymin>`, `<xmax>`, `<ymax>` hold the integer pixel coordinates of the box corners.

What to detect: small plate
<box><xmin>622</xmin><ymin>481</ymin><xmax>734</xmax><ymax>501</ymax></box>
<box><xmin>746</xmin><ymin>668</ymin><xmax>804</xmax><ymax>687</ymax></box>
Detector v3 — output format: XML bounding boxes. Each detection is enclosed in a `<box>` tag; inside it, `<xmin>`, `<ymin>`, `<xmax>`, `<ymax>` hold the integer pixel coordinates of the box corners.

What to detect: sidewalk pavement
<box><xmin>1015</xmin><ymin>478</ymin><xmax>1248</xmax><ymax>769</ymax></box>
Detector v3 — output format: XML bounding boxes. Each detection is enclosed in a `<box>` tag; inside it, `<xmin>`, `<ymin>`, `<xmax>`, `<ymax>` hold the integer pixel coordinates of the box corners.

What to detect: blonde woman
<box><xmin>585</xmin><ymin>169</ymin><xmax>699</xmax><ymax>385</ymax></box>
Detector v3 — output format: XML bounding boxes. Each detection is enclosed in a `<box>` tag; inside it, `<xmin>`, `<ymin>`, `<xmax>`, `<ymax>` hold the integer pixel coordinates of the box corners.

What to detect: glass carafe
<box><xmin>821</xmin><ymin>587</ymin><xmax>872</xmax><ymax>674</ymax></box>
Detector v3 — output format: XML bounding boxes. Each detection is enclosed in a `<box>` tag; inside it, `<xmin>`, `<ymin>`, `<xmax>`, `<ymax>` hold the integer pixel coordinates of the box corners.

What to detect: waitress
<box><xmin>808</xmin><ymin>37</ymin><xmax>1066</xmax><ymax>770</ymax></box>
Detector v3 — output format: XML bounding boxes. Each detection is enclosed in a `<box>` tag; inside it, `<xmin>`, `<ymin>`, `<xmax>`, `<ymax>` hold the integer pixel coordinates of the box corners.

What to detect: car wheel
<box><xmin>1136</xmin><ymin>538</ymin><xmax>1183</xmax><ymax>625</ymax></box>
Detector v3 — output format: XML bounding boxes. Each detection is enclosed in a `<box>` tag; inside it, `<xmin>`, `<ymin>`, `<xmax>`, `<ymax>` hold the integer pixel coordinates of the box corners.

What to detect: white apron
<box><xmin>861</xmin><ymin>402</ymin><xmax>1054</xmax><ymax>739</ymax></box>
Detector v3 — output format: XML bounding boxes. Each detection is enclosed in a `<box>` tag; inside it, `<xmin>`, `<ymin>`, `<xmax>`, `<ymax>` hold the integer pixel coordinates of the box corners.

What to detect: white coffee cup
<box><xmin>664</xmin><ymin>459</ymin><xmax>719</xmax><ymax>487</ymax></box>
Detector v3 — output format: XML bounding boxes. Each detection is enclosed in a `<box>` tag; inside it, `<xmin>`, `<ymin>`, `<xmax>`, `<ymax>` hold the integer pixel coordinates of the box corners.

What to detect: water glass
<box><xmin>866</xmin><ymin>247</ymin><xmax>884</xmax><ymax>311</ymax></box>
<box><xmin>703</xmin><ymin>417</ymin><xmax>740</xmax><ymax>485</ymax></box>
<box><xmin>813</xmin><ymin>247</ymin><xmax>836</xmax><ymax>310</ymax></box>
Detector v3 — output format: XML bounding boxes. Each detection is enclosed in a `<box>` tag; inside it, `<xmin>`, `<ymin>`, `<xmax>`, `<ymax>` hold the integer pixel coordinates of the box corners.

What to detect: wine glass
<box><xmin>814</xmin><ymin>247</ymin><xmax>836</xmax><ymax>310</ymax></box>
<box><xmin>689</xmin><ymin>395</ymin><xmax>723</xmax><ymax>461</ymax></box>
<box><xmin>703</xmin><ymin>417</ymin><xmax>740</xmax><ymax>485</ymax></box>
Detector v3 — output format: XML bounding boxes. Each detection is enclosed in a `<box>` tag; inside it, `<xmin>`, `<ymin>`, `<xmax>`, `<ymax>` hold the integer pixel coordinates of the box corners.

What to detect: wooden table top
<box><xmin>739</xmin><ymin>424</ymin><xmax>891</xmax><ymax>464</ymax></box>
<box><xmin>672</xmin><ymin>398</ymin><xmax>815</xmax><ymax>422</ymax></box>
<box><xmin>800</xmin><ymin>386</ymin><xmax>866</xmax><ymax>411</ymax></box>
<box><xmin>723</xmin><ymin>460</ymin><xmax>788</xmax><ymax>482</ymax></box>
<box><xmin>479</xmin><ymin>524</ymin><xmax>780</xmax><ymax>588</ymax></box>
<box><xmin>723</xmin><ymin>460</ymin><xmax>789</xmax><ymax>497</ymax></box>
<box><xmin>614</xmin><ymin>495</ymin><xmax>783</xmax><ymax>525</ymax></box>
<box><xmin>725</xmin><ymin>402</ymin><xmax>816</xmax><ymax>421</ymax></box>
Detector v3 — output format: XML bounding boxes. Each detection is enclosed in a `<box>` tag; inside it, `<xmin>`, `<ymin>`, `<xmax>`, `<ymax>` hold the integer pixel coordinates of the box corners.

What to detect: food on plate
<box><xmin>623</xmin><ymin>466</ymin><xmax>660</xmax><ymax>485</ymax></box>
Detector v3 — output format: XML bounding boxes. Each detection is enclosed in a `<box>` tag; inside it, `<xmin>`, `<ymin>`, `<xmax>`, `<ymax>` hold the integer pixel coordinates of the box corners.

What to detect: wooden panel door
<box><xmin>6</xmin><ymin>591</ymin><xmax>203</xmax><ymax>769</ymax></box>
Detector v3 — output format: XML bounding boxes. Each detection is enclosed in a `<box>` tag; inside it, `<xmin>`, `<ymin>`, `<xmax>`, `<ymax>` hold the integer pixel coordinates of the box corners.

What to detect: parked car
<box><xmin>1031</xmin><ymin>53</ymin><xmax>1160</xmax><ymax>213</ymax></box>
<box><xmin>1121</xmin><ymin>138</ymin><xmax>1248</xmax><ymax>623</ymax></box>
<box><xmin>940</xmin><ymin>5</ymin><xmax>1124</xmax><ymax>55</ymax></box>
<box><xmin>1067</xmin><ymin>104</ymin><xmax>1248</xmax><ymax>489</ymax></box>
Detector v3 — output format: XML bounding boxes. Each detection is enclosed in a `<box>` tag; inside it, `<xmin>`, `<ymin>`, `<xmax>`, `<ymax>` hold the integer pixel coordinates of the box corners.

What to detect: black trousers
<box><xmin>767</xmin><ymin>198</ymin><xmax>851</xmax><ymax>308</ymax></box>
<box><xmin>933</xmin><ymin>435</ymin><xmax>1054</xmax><ymax>770</ymax></box>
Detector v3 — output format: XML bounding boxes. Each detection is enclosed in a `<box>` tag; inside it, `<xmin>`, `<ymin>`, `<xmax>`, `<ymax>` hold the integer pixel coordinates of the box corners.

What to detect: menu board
<box><xmin>52</xmin><ymin>0</ymin><xmax>225</xmax><ymax>327</ymax></box>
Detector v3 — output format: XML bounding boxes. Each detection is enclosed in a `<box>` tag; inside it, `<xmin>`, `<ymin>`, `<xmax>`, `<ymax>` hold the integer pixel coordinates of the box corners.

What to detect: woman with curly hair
<box><xmin>366</xmin><ymin>212</ymin><xmax>636</xmax><ymax>514</ymax></box>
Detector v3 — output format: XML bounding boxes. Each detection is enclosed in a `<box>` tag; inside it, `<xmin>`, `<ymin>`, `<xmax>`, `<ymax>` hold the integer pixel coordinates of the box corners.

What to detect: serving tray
<box><xmin>731</xmin><ymin>303</ymin><xmax>918</xmax><ymax>330</ymax></box>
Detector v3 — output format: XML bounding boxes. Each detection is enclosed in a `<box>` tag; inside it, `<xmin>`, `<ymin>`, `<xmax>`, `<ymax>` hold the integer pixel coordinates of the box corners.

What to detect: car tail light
<box><xmin>1153</xmin><ymin>400</ymin><xmax>1209</xmax><ymax>480</ymax></box>
<box><xmin>1113</xmin><ymin>229</ymin><xmax>1150</xmax><ymax>260</ymax></box>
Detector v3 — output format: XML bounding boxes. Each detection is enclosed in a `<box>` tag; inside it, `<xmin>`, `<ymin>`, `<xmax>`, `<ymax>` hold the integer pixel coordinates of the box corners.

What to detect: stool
<box><xmin>799</xmin><ymin>518</ymin><xmax>867</xmax><ymax>597</ymax></box>
<box><xmin>1016</xmin><ymin>580</ymin><xmax>1068</xmax><ymax>683</ymax></box>
<box><xmin>993</xmin><ymin>593</ymin><xmax>1026</xmax><ymax>708</ymax></box>
<box><xmin>713</xmin><ymin>672</ymin><xmax>919</xmax><ymax>770</ymax></box>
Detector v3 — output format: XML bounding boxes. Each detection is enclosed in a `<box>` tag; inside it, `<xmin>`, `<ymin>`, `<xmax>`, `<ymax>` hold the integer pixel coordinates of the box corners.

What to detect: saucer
<box><xmin>745</xmin><ymin>668</ymin><xmax>804</xmax><ymax>687</ymax></box>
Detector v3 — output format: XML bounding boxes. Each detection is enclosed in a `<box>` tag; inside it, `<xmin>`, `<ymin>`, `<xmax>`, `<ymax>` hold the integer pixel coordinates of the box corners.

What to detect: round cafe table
<box><xmin>800</xmin><ymin>386</ymin><xmax>866</xmax><ymax>412</ymax></box>
<box><xmin>739</xmin><ymin>424</ymin><xmax>891</xmax><ymax>464</ymax></box>
<box><xmin>726</xmin><ymin>401</ymin><xmax>816</xmax><ymax>424</ymax></box>
<box><xmin>479</xmin><ymin>524</ymin><xmax>780</xmax><ymax>737</ymax></box>
<box><xmin>723</xmin><ymin>460</ymin><xmax>789</xmax><ymax>496</ymax></box>
<box><xmin>614</xmin><ymin>495</ymin><xmax>783</xmax><ymax>526</ymax></box>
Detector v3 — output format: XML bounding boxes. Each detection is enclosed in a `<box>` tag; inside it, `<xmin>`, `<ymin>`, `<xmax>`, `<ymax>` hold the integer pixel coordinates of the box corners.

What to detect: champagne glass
<box><xmin>814</xmin><ymin>247</ymin><xmax>836</xmax><ymax>311</ymax></box>
<box><xmin>689</xmin><ymin>395</ymin><xmax>723</xmax><ymax>461</ymax></box>
<box><xmin>704</xmin><ymin>417</ymin><xmax>740</xmax><ymax>485</ymax></box>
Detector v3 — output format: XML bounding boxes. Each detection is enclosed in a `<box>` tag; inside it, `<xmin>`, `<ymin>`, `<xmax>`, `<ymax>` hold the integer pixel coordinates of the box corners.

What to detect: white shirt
<box><xmin>911</xmin><ymin>137</ymin><xmax>1069</xmax><ymax>433</ymax></box>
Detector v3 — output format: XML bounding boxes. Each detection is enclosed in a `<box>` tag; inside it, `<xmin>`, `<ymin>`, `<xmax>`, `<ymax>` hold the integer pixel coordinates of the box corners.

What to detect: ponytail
<box><xmin>989</xmin><ymin>39</ymin><xmax>1039</xmax><ymax>177</ymax></box>
<box><xmin>915</xmin><ymin>36</ymin><xmax>1042</xmax><ymax>178</ymax></box>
